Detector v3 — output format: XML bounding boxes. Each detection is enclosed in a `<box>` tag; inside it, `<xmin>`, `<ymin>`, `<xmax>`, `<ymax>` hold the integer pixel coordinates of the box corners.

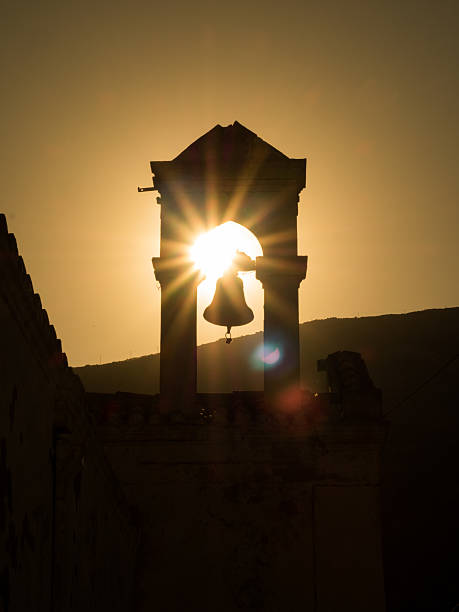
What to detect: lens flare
<box><xmin>277</xmin><ymin>385</ymin><xmax>304</xmax><ymax>414</ymax></box>
<box><xmin>263</xmin><ymin>347</ymin><xmax>280</xmax><ymax>364</ymax></box>
<box><xmin>252</xmin><ymin>343</ymin><xmax>282</xmax><ymax>369</ymax></box>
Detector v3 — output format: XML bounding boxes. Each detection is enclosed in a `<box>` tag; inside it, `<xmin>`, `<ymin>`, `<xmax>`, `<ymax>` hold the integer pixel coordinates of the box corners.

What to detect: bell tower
<box><xmin>146</xmin><ymin>122</ymin><xmax>307</xmax><ymax>413</ymax></box>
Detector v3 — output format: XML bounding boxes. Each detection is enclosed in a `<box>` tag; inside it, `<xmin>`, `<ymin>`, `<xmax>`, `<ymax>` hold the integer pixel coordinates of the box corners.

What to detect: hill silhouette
<box><xmin>75</xmin><ymin>307</ymin><xmax>459</xmax><ymax>410</ymax></box>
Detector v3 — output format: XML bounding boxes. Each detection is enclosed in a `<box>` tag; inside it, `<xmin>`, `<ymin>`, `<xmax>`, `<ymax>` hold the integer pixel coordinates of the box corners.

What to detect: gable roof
<box><xmin>173</xmin><ymin>121</ymin><xmax>289</xmax><ymax>164</ymax></box>
<box><xmin>150</xmin><ymin>122</ymin><xmax>306</xmax><ymax>190</ymax></box>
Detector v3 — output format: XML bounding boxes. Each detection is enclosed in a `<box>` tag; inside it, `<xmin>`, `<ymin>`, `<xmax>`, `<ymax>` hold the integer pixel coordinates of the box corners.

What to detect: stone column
<box><xmin>153</xmin><ymin>257</ymin><xmax>202</xmax><ymax>415</ymax></box>
<box><xmin>256</xmin><ymin>255</ymin><xmax>307</xmax><ymax>408</ymax></box>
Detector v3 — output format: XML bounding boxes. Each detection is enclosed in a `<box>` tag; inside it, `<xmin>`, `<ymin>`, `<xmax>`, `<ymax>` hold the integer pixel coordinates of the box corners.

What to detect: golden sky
<box><xmin>1</xmin><ymin>0</ymin><xmax>458</xmax><ymax>366</ymax></box>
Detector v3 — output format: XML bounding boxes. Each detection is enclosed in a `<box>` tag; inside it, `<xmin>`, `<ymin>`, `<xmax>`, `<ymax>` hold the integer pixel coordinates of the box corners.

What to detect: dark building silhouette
<box><xmin>66</xmin><ymin>305</ymin><xmax>459</xmax><ymax>611</ymax></box>
<box><xmin>0</xmin><ymin>214</ymin><xmax>138</xmax><ymax>612</ymax></box>
<box><xmin>1</xmin><ymin>125</ymin><xmax>390</xmax><ymax>611</ymax></box>
<box><xmin>7</xmin><ymin>123</ymin><xmax>458</xmax><ymax>611</ymax></box>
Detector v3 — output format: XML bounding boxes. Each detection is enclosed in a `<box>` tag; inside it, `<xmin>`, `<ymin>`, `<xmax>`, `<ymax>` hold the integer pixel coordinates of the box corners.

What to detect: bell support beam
<box><xmin>153</xmin><ymin>257</ymin><xmax>203</xmax><ymax>415</ymax></box>
<box><xmin>256</xmin><ymin>255</ymin><xmax>307</xmax><ymax>408</ymax></box>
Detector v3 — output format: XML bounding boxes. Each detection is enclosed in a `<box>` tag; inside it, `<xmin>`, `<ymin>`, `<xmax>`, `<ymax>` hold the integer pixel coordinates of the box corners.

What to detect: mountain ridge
<box><xmin>74</xmin><ymin>307</ymin><xmax>459</xmax><ymax>411</ymax></box>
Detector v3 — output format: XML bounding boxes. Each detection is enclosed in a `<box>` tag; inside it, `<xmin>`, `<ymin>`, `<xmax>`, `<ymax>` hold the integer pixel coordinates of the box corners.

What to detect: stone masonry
<box><xmin>0</xmin><ymin>214</ymin><xmax>138</xmax><ymax>612</ymax></box>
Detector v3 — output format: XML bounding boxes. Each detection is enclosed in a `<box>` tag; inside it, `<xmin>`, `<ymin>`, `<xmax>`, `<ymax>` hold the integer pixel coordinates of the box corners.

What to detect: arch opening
<box><xmin>193</xmin><ymin>222</ymin><xmax>264</xmax><ymax>391</ymax></box>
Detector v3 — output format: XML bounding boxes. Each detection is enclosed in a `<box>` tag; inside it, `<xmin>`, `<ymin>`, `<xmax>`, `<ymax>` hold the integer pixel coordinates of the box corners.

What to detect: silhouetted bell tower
<box><xmin>145</xmin><ymin>122</ymin><xmax>307</xmax><ymax>412</ymax></box>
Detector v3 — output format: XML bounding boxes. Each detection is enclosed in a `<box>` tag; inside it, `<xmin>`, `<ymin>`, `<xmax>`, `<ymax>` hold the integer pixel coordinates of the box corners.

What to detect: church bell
<box><xmin>203</xmin><ymin>269</ymin><xmax>254</xmax><ymax>343</ymax></box>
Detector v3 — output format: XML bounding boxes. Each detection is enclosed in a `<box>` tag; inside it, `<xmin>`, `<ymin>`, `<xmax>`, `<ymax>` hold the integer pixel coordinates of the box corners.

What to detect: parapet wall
<box><xmin>88</xmin><ymin>386</ymin><xmax>386</xmax><ymax>612</ymax></box>
<box><xmin>0</xmin><ymin>213</ymin><xmax>138</xmax><ymax>612</ymax></box>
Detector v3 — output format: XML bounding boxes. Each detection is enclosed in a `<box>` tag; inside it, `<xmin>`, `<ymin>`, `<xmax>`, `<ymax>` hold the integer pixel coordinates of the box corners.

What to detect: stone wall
<box><xmin>0</xmin><ymin>214</ymin><xmax>138</xmax><ymax>612</ymax></box>
<box><xmin>88</xmin><ymin>389</ymin><xmax>386</xmax><ymax>612</ymax></box>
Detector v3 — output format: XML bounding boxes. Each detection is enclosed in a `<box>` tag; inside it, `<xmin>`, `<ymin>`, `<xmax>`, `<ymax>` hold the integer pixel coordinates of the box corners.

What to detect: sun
<box><xmin>190</xmin><ymin>221</ymin><xmax>262</xmax><ymax>281</ymax></box>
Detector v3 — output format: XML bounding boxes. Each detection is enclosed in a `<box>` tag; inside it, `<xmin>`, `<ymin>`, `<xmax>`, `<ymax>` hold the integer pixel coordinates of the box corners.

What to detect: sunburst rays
<box><xmin>190</xmin><ymin>221</ymin><xmax>262</xmax><ymax>282</ymax></box>
<box><xmin>157</xmin><ymin>159</ymin><xmax>299</xmax><ymax>329</ymax></box>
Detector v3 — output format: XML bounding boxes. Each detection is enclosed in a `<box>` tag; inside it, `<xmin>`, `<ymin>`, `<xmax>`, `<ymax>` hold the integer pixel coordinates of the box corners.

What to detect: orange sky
<box><xmin>1</xmin><ymin>0</ymin><xmax>458</xmax><ymax>366</ymax></box>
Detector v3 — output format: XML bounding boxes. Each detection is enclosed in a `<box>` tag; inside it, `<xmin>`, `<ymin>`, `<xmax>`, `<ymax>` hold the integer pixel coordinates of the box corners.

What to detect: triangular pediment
<box><xmin>173</xmin><ymin>121</ymin><xmax>289</xmax><ymax>163</ymax></box>
<box><xmin>150</xmin><ymin>122</ymin><xmax>305</xmax><ymax>191</ymax></box>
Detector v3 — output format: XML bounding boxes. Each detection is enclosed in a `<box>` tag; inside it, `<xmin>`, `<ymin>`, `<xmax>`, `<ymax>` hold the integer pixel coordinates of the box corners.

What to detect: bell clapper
<box><xmin>225</xmin><ymin>326</ymin><xmax>232</xmax><ymax>344</ymax></box>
